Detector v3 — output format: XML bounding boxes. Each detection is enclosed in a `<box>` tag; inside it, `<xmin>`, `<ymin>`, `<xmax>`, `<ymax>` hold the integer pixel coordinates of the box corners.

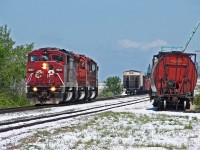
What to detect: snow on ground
<box><xmin>1</xmin><ymin>95</ymin><xmax>200</xmax><ymax>150</ymax></box>
<box><xmin>0</xmin><ymin>96</ymin><xmax>141</xmax><ymax>122</ymax></box>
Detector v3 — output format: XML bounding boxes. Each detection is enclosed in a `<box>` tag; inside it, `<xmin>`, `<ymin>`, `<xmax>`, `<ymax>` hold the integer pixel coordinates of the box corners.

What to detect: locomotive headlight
<box><xmin>42</xmin><ymin>63</ymin><xmax>47</xmax><ymax>70</ymax></box>
<box><xmin>50</xmin><ymin>87</ymin><xmax>56</xmax><ymax>92</ymax></box>
<box><xmin>33</xmin><ymin>87</ymin><xmax>38</xmax><ymax>92</ymax></box>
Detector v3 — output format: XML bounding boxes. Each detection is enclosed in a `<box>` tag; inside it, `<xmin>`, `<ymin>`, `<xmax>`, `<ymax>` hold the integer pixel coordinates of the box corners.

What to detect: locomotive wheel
<box><xmin>78</xmin><ymin>91</ymin><xmax>86</xmax><ymax>100</ymax></box>
<box><xmin>83</xmin><ymin>90</ymin><xmax>90</xmax><ymax>102</ymax></box>
<box><xmin>163</xmin><ymin>100</ymin><xmax>166</xmax><ymax>110</ymax></box>
<box><xmin>65</xmin><ymin>92</ymin><xmax>73</xmax><ymax>101</ymax></box>
<box><xmin>88</xmin><ymin>90</ymin><xmax>96</xmax><ymax>100</ymax></box>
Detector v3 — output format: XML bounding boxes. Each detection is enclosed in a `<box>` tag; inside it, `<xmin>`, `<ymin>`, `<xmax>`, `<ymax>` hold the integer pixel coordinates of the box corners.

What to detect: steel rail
<box><xmin>0</xmin><ymin>96</ymin><xmax>149</xmax><ymax>133</ymax></box>
<box><xmin>0</xmin><ymin>94</ymin><xmax>146</xmax><ymax>114</ymax></box>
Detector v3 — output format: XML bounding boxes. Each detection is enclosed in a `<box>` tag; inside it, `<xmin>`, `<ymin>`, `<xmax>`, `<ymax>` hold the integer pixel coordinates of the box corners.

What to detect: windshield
<box><xmin>52</xmin><ymin>55</ymin><xmax>63</xmax><ymax>62</ymax></box>
<box><xmin>30</xmin><ymin>55</ymin><xmax>40</xmax><ymax>62</ymax></box>
<box><xmin>30</xmin><ymin>54</ymin><xmax>62</xmax><ymax>62</ymax></box>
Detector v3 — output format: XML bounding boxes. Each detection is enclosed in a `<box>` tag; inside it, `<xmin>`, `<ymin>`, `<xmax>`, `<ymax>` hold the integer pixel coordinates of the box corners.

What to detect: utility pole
<box><xmin>195</xmin><ymin>50</ymin><xmax>200</xmax><ymax>77</ymax></box>
<box><xmin>182</xmin><ymin>20</ymin><xmax>200</xmax><ymax>52</ymax></box>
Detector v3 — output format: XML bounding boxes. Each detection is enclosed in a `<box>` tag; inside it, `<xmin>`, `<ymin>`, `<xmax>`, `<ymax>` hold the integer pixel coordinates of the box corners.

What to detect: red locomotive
<box><xmin>26</xmin><ymin>47</ymin><xmax>98</xmax><ymax>104</ymax></box>
<box><xmin>150</xmin><ymin>51</ymin><xmax>198</xmax><ymax>110</ymax></box>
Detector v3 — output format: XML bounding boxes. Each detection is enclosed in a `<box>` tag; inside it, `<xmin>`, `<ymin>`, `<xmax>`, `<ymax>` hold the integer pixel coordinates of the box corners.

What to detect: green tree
<box><xmin>0</xmin><ymin>25</ymin><xmax>33</xmax><ymax>107</ymax></box>
<box><xmin>104</xmin><ymin>76</ymin><xmax>123</xmax><ymax>95</ymax></box>
<box><xmin>0</xmin><ymin>25</ymin><xmax>14</xmax><ymax>89</ymax></box>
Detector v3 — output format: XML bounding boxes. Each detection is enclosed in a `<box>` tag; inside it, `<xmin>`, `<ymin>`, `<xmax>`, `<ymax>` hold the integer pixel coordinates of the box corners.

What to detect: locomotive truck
<box><xmin>149</xmin><ymin>51</ymin><xmax>198</xmax><ymax>110</ymax></box>
<box><xmin>26</xmin><ymin>47</ymin><xmax>98</xmax><ymax>105</ymax></box>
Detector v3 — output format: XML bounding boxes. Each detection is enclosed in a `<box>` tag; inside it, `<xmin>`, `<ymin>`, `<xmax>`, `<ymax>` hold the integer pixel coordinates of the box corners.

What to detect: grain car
<box><xmin>123</xmin><ymin>70</ymin><xmax>150</xmax><ymax>95</ymax></box>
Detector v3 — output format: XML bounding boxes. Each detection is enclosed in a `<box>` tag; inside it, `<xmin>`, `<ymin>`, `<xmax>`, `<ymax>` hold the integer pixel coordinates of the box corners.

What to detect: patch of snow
<box><xmin>0</xmin><ymin>95</ymin><xmax>200</xmax><ymax>149</ymax></box>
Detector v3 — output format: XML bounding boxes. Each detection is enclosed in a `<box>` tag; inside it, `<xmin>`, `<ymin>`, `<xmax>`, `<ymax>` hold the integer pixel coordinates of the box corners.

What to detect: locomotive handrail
<box><xmin>26</xmin><ymin>73</ymin><xmax>34</xmax><ymax>83</ymax></box>
<box><xmin>55</xmin><ymin>73</ymin><xmax>65</xmax><ymax>85</ymax></box>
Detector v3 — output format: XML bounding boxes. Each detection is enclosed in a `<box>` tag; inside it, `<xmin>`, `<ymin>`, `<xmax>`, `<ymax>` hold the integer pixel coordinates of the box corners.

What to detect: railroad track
<box><xmin>0</xmin><ymin>96</ymin><xmax>149</xmax><ymax>133</ymax></box>
<box><xmin>0</xmin><ymin>94</ymin><xmax>145</xmax><ymax>114</ymax></box>
<box><xmin>0</xmin><ymin>105</ymin><xmax>54</xmax><ymax>114</ymax></box>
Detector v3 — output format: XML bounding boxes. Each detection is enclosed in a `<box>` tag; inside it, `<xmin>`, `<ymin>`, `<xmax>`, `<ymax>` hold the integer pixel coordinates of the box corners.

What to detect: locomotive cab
<box><xmin>26</xmin><ymin>48</ymin><xmax>67</xmax><ymax>104</ymax></box>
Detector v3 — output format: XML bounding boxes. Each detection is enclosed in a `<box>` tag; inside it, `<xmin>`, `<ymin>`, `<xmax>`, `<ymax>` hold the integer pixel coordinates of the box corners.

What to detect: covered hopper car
<box><xmin>123</xmin><ymin>70</ymin><xmax>150</xmax><ymax>95</ymax></box>
<box><xmin>149</xmin><ymin>51</ymin><xmax>198</xmax><ymax>110</ymax></box>
<box><xmin>26</xmin><ymin>47</ymin><xmax>98</xmax><ymax>104</ymax></box>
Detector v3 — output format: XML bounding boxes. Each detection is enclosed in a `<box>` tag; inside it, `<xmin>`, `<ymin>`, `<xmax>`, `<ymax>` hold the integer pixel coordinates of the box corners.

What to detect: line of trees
<box><xmin>0</xmin><ymin>25</ymin><xmax>33</xmax><ymax>108</ymax></box>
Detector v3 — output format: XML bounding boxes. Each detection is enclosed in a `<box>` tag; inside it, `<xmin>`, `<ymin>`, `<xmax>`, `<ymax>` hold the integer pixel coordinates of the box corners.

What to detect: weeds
<box><xmin>184</xmin><ymin>125</ymin><xmax>193</xmax><ymax>129</ymax></box>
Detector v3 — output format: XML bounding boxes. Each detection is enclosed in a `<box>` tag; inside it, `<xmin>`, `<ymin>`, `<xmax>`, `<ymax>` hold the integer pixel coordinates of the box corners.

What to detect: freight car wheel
<box><xmin>183</xmin><ymin>100</ymin><xmax>186</xmax><ymax>111</ymax></box>
<box><xmin>157</xmin><ymin>98</ymin><xmax>163</xmax><ymax>111</ymax></box>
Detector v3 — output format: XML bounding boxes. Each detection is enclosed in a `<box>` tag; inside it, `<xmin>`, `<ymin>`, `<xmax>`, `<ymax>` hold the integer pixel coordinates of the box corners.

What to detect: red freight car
<box><xmin>26</xmin><ymin>47</ymin><xmax>98</xmax><ymax>104</ymax></box>
<box><xmin>150</xmin><ymin>51</ymin><xmax>197</xmax><ymax>110</ymax></box>
<box><xmin>144</xmin><ymin>76</ymin><xmax>151</xmax><ymax>92</ymax></box>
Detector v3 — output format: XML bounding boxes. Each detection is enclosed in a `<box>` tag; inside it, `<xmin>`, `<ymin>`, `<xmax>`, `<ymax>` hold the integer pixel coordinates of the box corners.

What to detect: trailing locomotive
<box><xmin>149</xmin><ymin>51</ymin><xmax>198</xmax><ymax>110</ymax></box>
<box><xmin>123</xmin><ymin>70</ymin><xmax>150</xmax><ymax>95</ymax></box>
<box><xmin>26</xmin><ymin>47</ymin><xmax>98</xmax><ymax>104</ymax></box>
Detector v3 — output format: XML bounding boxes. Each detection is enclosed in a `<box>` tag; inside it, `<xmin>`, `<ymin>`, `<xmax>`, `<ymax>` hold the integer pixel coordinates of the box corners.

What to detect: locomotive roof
<box><xmin>30</xmin><ymin>47</ymin><xmax>77</xmax><ymax>59</ymax></box>
<box><xmin>32</xmin><ymin>47</ymin><xmax>97</xmax><ymax>64</ymax></box>
<box><xmin>37</xmin><ymin>47</ymin><xmax>72</xmax><ymax>54</ymax></box>
<box><xmin>123</xmin><ymin>70</ymin><xmax>142</xmax><ymax>73</ymax></box>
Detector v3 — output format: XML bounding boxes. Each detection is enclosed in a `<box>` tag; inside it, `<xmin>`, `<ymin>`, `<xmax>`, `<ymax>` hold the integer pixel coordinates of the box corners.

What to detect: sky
<box><xmin>0</xmin><ymin>0</ymin><xmax>200</xmax><ymax>82</ymax></box>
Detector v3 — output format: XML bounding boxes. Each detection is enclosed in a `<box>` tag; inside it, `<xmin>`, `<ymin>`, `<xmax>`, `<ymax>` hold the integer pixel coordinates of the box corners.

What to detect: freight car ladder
<box><xmin>182</xmin><ymin>20</ymin><xmax>200</xmax><ymax>52</ymax></box>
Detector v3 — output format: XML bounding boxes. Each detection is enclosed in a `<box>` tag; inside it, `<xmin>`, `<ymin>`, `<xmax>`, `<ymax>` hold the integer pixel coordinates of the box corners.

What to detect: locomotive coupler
<box><xmin>38</xmin><ymin>91</ymin><xmax>50</xmax><ymax>103</ymax></box>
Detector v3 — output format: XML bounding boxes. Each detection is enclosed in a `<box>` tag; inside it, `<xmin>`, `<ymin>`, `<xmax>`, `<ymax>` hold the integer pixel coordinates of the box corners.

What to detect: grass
<box><xmin>0</xmin><ymin>93</ymin><xmax>31</xmax><ymax>108</ymax></box>
<box><xmin>184</xmin><ymin>125</ymin><xmax>193</xmax><ymax>129</ymax></box>
<box><xmin>194</xmin><ymin>92</ymin><xmax>200</xmax><ymax>110</ymax></box>
<box><xmin>35</xmin><ymin>130</ymin><xmax>51</xmax><ymax>137</ymax></box>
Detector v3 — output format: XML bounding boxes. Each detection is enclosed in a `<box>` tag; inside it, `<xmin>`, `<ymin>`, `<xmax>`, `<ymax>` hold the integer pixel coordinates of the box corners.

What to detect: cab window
<box><xmin>42</xmin><ymin>54</ymin><xmax>50</xmax><ymax>61</ymax></box>
<box><xmin>30</xmin><ymin>55</ymin><xmax>40</xmax><ymax>62</ymax></box>
<box><xmin>52</xmin><ymin>55</ymin><xmax>63</xmax><ymax>62</ymax></box>
<box><xmin>91</xmin><ymin>64</ymin><xmax>96</xmax><ymax>71</ymax></box>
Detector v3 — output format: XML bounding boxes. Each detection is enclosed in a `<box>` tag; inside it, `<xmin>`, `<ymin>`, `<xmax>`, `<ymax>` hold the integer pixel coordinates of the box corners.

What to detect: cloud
<box><xmin>118</xmin><ymin>39</ymin><xmax>168</xmax><ymax>51</ymax></box>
